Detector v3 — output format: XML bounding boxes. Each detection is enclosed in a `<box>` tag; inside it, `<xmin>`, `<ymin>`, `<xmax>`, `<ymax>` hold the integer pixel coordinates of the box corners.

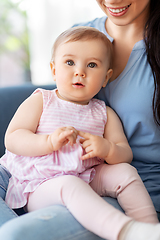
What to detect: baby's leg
<box><xmin>27</xmin><ymin>175</ymin><xmax>131</xmax><ymax>240</ymax></box>
<box><xmin>90</xmin><ymin>163</ymin><xmax>158</xmax><ymax>223</ymax></box>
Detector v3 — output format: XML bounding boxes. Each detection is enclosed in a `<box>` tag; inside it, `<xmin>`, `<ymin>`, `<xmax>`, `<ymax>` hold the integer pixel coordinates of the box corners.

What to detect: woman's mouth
<box><xmin>107</xmin><ymin>4</ymin><xmax>131</xmax><ymax>16</ymax></box>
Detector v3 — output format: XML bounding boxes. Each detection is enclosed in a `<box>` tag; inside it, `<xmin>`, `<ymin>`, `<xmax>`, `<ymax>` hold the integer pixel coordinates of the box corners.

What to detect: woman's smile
<box><xmin>96</xmin><ymin>0</ymin><xmax>150</xmax><ymax>27</ymax></box>
<box><xmin>106</xmin><ymin>4</ymin><xmax>131</xmax><ymax>17</ymax></box>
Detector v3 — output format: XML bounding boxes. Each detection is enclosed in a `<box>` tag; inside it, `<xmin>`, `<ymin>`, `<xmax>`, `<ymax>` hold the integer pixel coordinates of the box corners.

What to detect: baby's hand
<box><xmin>49</xmin><ymin>127</ymin><xmax>78</xmax><ymax>151</ymax></box>
<box><xmin>78</xmin><ymin>131</ymin><xmax>111</xmax><ymax>160</ymax></box>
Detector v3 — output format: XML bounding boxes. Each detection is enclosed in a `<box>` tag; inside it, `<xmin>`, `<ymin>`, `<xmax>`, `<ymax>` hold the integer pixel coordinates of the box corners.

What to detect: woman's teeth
<box><xmin>109</xmin><ymin>7</ymin><xmax>127</xmax><ymax>13</ymax></box>
<box><xmin>108</xmin><ymin>4</ymin><xmax>130</xmax><ymax>13</ymax></box>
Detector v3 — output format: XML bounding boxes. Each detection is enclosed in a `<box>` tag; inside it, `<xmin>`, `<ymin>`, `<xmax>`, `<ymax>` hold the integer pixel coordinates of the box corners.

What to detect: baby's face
<box><xmin>51</xmin><ymin>39</ymin><xmax>111</xmax><ymax>105</ymax></box>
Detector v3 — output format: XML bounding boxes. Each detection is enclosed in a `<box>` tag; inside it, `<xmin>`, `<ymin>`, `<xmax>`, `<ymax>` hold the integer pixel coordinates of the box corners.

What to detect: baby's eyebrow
<box><xmin>88</xmin><ymin>57</ymin><xmax>102</xmax><ymax>63</ymax></box>
<box><xmin>63</xmin><ymin>54</ymin><xmax>75</xmax><ymax>58</ymax></box>
<box><xmin>62</xmin><ymin>54</ymin><xmax>103</xmax><ymax>63</ymax></box>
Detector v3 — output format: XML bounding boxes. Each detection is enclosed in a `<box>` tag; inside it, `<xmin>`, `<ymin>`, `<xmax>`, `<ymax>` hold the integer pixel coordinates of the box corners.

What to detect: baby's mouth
<box><xmin>73</xmin><ymin>82</ymin><xmax>85</xmax><ymax>87</ymax></box>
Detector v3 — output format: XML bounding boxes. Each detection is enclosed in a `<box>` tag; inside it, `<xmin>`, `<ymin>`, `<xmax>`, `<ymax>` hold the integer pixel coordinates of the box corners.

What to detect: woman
<box><xmin>73</xmin><ymin>0</ymin><xmax>160</xmax><ymax>217</ymax></box>
<box><xmin>0</xmin><ymin>0</ymin><xmax>159</xmax><ymax>239</ymax></box>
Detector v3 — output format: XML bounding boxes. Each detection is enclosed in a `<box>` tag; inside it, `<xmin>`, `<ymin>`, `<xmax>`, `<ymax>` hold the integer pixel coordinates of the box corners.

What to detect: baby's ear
<box><xmin>103</xmin><ymin>69</ymin><xmax>113</xmax><ymax>87</ymax></box>
<box><xmin>50</xmin><ymin>61</ymin><xmax>56</xmax><ymax>82</ymax></box>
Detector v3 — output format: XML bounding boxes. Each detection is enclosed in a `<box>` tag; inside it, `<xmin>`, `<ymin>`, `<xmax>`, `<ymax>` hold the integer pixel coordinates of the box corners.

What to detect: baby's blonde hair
<box><xmin>51</xmin><ymin>26</ymin><xmax>113</xmax><ymax>69</ymax></box>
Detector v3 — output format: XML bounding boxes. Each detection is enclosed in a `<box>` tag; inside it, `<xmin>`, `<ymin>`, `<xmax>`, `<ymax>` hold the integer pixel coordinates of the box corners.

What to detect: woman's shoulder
<box><xmin>73</xmin><ymin>16</ymin><xmax>114</xmax><ymax>42</ymax></box>
<box><xmin>73</xmin><ymin>16</ymin><xmax>107</xmax><ymax>30</ymax></box>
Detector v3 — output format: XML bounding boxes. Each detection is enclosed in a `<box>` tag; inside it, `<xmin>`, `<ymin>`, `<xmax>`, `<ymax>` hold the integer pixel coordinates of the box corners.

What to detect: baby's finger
<box><xmin>66</xmin><ymin>127</ymin><xmax>78</xmax><ymax>135</ymax></box>
<box><xmin>61</xmin><ymin>139</ymin><xmax>69</xmax><ymax>147</ymax></box>
<box><xmin>59</xmin><ymin>130</ymin><xmax>74</xmax><ymax>143</ymax></box>
<box><xmin>78</xmin><ymin>131</ymin><xmax>91</xmax><ymax>139</ymax></box>
<box><xmin>67</xmin><ymin>137</ymin><xmax>75</xmax><ymax>146</ymax></box>
<box><xmin>81</xmin><ymin>140</ymin><xmax>92</xmax><ymax>150</ymax></box>
<box><xmin>68</xmin><ymin>133</ymin><xmax>78</xmax><ymax>146</ymax></box>
<box><xmin>81</xmin><ymin>151</ymin><xmax>94</xmax><ymax>160</ymax></box>
<box><xmin>79</xmin><ymin>138</ymin><xmax>85</xmax><ymax>144</ymax></box>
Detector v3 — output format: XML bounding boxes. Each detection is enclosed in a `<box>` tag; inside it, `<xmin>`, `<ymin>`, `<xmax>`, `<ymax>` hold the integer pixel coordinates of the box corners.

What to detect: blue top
<box><xmin>74</xmin><ymin>16</ymin><xmax>160</xmax><ymax>212</ymax></box>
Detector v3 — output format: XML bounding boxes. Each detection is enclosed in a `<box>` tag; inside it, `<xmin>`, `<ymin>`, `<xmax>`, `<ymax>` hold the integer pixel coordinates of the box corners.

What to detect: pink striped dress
<box><xmin>0</xmin><ymin>88</ymin><xmax>107</xmax><ymax>208</ymax></box>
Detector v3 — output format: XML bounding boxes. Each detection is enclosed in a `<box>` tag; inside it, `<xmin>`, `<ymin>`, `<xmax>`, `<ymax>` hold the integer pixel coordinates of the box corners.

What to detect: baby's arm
<box><xmin>79</xmin><ymin>106</ymin><xmax>133</xmax><ymax>164</ymax></box>
<box><xmin>5</xmin><ymin>92</ymin><xmax>78</xmax><ymax>157</ymax></box>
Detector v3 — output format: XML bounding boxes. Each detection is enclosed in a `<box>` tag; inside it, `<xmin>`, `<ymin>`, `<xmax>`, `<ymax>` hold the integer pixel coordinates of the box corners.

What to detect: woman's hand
<box><xmin>48</xmin><ymin>127</ymin><xmax>78</xmax><ymax>151</ymax></box>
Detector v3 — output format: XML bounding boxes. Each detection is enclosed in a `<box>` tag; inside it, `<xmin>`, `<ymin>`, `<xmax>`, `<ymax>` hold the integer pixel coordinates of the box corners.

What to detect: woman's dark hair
<box><xmin>144</xmin><ymin>0</ymin><xmax>160</xmax><ymax>126</ymax></box>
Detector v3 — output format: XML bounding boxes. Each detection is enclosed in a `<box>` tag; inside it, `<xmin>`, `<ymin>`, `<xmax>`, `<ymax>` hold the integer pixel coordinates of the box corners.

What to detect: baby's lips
<box><xmin>73</xmin><ymin>82</ymin><xmax>84</xmax><ymax>86</ymax></box>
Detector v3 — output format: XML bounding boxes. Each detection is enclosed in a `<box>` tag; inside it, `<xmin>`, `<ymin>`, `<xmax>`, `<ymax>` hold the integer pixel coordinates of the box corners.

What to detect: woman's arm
<box><xmin>79</xmin><ymin>106</ymin><xmax>133</xmax><ymax>164</ymax></box>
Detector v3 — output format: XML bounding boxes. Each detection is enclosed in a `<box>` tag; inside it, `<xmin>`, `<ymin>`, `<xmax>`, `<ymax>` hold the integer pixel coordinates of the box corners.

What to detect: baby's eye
<box><xmin>66</xmin><ymin>60</ymin><xmax>75</xmax><ymax>66</ymax></box>
<box><xmin>88</xmin><ymin>62</ymin><xmax>97</xmax><ymax>68</ymax></box>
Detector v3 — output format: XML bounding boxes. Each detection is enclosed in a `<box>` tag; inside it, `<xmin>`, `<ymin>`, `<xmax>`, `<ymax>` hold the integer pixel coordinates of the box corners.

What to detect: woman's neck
<box><xmin>106</xmin><ymin>18</ymin><xmax>145</xmax><ymax>45</ymax></box>
<box><xmin>105</xmin><ymin>12</ymin><xmax>149</xmax><ymax>82</ymax></box>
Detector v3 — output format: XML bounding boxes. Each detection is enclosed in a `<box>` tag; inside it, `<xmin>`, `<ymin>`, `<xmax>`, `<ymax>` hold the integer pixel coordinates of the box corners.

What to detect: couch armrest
<box><xmin>0</xmin><ymin>84</ymin><xmax>55</xmax><ymax>157</ymax></box>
